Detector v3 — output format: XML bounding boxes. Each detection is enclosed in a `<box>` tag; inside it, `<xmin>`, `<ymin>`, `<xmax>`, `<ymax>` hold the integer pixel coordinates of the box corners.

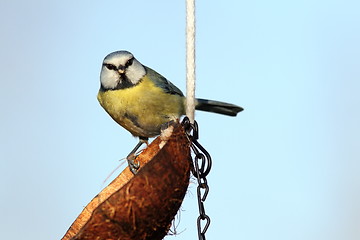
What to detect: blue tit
<box><xmin>97</xmin><ymin>50</ymin><xmax>243</xmax><ymax>173</ymax></box>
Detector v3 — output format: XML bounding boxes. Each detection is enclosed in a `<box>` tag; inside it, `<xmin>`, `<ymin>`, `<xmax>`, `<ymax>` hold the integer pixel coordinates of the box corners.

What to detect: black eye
<box><xmin>104</xmin><ymin>63</ymin><xmax>117</xmax><ymax>71</ymax></box>
<box><xmin>125</xmin><ymin>57</ymin><xmax>134</xmax><ymax>68</ymax></box>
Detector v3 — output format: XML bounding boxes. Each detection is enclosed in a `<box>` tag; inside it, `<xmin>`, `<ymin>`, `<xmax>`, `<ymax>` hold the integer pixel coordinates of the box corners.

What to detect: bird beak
<box><xmin>118</xmin><ymin>69</ymin><xmax>125</xmax><ymax>74</ymax></box>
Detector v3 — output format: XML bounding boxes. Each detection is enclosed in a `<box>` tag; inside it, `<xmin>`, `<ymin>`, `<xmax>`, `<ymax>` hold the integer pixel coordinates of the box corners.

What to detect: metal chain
<box><xmin>182</xmin><ymin>117</ymin><xmax>212</xmax><ymax>240</ymax></box>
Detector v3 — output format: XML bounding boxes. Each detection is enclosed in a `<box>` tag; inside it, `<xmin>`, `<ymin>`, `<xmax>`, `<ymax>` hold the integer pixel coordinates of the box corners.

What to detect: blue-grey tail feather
<box><xmin>195</xmin><ymin>98</ymin><xmax>243</xmax><ymax>116</ymax></box>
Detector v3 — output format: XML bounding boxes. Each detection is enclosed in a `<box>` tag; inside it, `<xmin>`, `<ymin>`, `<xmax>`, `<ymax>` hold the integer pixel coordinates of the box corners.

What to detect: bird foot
<box><xmin>127</xmin><ymin>153</ymin><xmax>140</xmax><ymax>174</ymax></box>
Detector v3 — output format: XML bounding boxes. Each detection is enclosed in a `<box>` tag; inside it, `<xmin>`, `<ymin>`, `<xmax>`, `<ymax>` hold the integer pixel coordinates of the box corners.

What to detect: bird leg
<box><xmin>127</xmin><ymin>137</ymin><xmax>148</xmax><ymax>174</ymax></box>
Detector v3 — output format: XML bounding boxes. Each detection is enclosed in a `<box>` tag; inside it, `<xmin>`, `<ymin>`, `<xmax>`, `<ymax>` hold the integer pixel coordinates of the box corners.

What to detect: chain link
<box><xmin>182</xmin><ymin>117</ymin><xmax>212</xmax><ymax>240</ymax></box>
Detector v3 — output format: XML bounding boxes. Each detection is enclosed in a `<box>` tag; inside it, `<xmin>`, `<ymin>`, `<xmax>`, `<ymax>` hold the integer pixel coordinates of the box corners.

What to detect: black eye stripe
<box><xmin>103</xmin><ymin>57</ymin><xmax>133</xmax><ymax>72</ymax></box>
<box><xmin>103</xmin><ymin>63</ymin><xmax>117</xmax><ymax>71</ymax></box>
<box><xmin>125</xmin><ymin>57</ymin><xmax>134</xmax><ymax>68</ymax></box>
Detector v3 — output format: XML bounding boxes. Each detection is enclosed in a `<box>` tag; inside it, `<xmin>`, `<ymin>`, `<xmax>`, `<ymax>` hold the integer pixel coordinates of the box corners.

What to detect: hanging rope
<box><xmin>186</xmin><ymin>0</ymin><xmax>196</xmax><ymax>123</ymax></box>
<box><xmin>185</xmin><ymin>3</ymin><xmax>212</xmax><ymax>240</ymax></box>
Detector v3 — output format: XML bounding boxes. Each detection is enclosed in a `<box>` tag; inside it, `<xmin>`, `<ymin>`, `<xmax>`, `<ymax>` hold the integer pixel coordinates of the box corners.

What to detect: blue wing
<box><xmin>144</xmin><ymin>66</ymin><xmax>184</xmax><ymax>97</ymax></box>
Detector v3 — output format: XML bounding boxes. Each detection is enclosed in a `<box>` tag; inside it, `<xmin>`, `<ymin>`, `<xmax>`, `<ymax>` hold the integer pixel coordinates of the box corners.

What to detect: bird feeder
<box><xmin>62</xmin><ymin>121</ymin><xmax>191</xmax><ymax>240</ymax></box>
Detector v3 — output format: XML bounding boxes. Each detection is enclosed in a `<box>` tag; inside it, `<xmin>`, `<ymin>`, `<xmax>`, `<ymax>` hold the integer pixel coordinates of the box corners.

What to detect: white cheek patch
<box><xmin>125</xmin><ymin>60</ymin><xmax>146</xmax><ymax>85</ymax></box>
<box><xmin>100</xmin><ymin>68</ymin><xmax>120</xmax><ymax>89</ymax></box>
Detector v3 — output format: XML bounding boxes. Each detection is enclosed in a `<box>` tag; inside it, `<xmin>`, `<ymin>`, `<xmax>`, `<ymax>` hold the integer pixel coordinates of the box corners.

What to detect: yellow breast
<box><xmin>97</xmin><ymin>76</ymin><xmax>185</xmax><ymax>137</ymax></box>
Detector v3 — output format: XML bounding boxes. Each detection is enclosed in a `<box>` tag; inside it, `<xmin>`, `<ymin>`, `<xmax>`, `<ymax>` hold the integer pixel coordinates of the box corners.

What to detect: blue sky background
<box><xmin>1</xmin><ymin>1</ymin><xmax>359</xmax><ymax>239</ymax></box>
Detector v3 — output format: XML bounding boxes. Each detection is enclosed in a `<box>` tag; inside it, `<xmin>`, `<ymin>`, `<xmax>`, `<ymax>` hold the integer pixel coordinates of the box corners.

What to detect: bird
<box><xmin>97</xmin><ymin>50</ymin><xmax>243</xmax><ymax>174</ymax></box>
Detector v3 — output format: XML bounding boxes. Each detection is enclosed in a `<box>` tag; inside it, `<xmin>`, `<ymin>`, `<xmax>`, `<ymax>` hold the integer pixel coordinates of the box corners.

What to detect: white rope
<box><xmin>186</xmin><ymin>0</ymin><xmax>196</xmax><ymax>123</ymax></box>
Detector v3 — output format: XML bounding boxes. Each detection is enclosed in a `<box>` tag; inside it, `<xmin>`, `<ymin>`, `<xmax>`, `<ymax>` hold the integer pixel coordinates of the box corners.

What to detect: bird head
<box><xmin>100</xmin><ymin>51</ymin><xmax>146</xmax><ymax>90</ymax></box>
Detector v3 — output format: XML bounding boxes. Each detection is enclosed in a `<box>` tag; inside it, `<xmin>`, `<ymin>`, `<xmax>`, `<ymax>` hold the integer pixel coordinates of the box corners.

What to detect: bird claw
<box><xmin>127</xmin><ymin>153</ymin><xmax>140</xmax><ymax>174</ymax></box>
<box><xmin>126</xmin><ymin>138</ymin><xmax>148</xmax><ymax>175</ymax></box>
